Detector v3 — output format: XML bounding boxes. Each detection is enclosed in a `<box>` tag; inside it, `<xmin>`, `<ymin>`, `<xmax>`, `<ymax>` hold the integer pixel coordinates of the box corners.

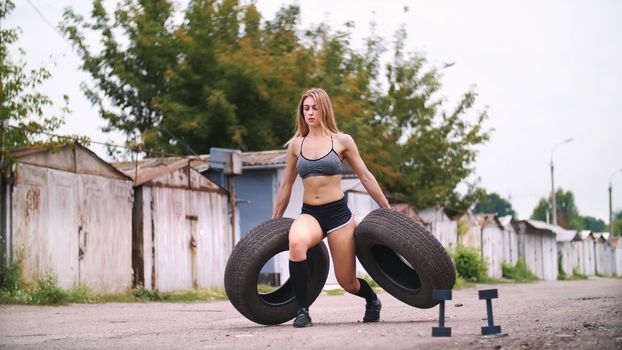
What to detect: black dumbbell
<box><xmin>478</xmin><ymin>289</ymin><xmax>501</xmax><ymax>336</ymax></box>
<box><xmin>432</xmin><ymin>289</ymin><xmax>452</xmax><ymax>337</ymax></box>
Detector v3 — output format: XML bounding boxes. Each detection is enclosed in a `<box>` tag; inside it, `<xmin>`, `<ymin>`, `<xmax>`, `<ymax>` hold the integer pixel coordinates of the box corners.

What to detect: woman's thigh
<box><xmin>288</xmin><ymin>214</ymin><xmax>324</xmax><ymax>260</ymax></box>
<box><xmin>327</xmin><ymin>220</ymin><xmax>357</xmax><ymax>284</ymax></box>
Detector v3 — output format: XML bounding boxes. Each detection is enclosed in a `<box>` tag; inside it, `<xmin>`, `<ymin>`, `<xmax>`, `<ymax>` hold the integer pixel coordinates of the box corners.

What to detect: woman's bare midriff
<box><xmin>302</xmin><ymin>175</ymin><xmax>344</xmax><ymax>205</ymax></box>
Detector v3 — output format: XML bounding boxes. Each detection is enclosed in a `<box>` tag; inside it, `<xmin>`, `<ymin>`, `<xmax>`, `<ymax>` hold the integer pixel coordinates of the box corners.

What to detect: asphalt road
<box><xmin>1</xmin><ymin>277</ymin><xmax>621</xmax><ymax>349</ymax></box>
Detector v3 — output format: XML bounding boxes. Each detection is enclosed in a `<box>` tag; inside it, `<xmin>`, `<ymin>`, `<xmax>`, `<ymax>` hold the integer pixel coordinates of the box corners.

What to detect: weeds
<box><xmin>0</xmin><ymin>261</ymin><xmax>228</xmax><ymax>305</ymax></box>
<box><xmin>451</xmin><ymin>246</ymin><xmax>488</xmax><ymax>282</ymax></box>
<box><xmin>29</xmin><ymin>274</ymin><xmax>67</xmax><ymax>305</ymax></box>
<box><xmin>571</xmin><ymin>268</ymin><xmax>588</xmax><ymax>280</ymax></box>
<box><xmin>325</xmin><ymin>288</ymin><xmax>344</xmax><ymax>296</ymax></box>
<box><xmin>502</xmin><ymin>258</ymin><xmax>538</xmax><ymax>283</ymax></box>
<box><xmin>453</xmin><ymin>275</ymin><xmax>472</xmax><ymax>290</ymax></box>
<box><xmin>257</xmin><ymin>283</ymin><xmax>277</xmax><ymax>294</ymax></box>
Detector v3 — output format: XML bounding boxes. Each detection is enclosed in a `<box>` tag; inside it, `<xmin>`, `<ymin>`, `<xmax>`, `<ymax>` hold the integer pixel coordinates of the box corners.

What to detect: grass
<box><xmin>502</xmin><ymin>258</ymin><xmax>539</xmax><ymax>283</ymax></box>
<box><xmin>359</xmin><ymin>274</ymin><xmax>382</xmax><ymax>292</ymax></box>
<box><xmin>97</xmin><ymin>286</ymin><xmax>228</xmax><ymax>303</ymax></box>
<box><xmin>325</xmin><ymin>288</ymin><xmax>344</xmax><ymax>296</ymax></box>
<box><xmin>0</xmin><ymin>261</ymin><xmax>228</xmax><ymax>305</ymax></box>
<box><xmin>257</xmin><ymin>283</ymin><xmax>277</xmax><ymax>294</ymax></box>
<box><xmin>452</xmin><ymin>275</ymin><xmax>472</xmax><ymax>290</ymax></box>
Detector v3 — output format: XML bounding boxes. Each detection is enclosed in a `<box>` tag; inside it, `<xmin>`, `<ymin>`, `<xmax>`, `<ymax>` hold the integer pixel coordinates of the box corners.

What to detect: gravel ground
<box><xmin>1</xmin><ymin>277</ymin><xmax>621</xmax><ymax>349</ymax></box>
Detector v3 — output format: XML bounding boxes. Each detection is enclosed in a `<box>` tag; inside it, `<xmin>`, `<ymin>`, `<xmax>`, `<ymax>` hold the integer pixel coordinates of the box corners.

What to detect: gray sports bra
<box><xmin>296</xmin><ymin>136</ymin><xmax>343</xmax><ymax>179</ymax></box>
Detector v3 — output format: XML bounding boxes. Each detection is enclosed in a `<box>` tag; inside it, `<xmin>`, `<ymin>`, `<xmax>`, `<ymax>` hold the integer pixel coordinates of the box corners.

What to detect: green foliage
<box><xmin>502</xmin><ymin>257</ymin><xmax>538</xmax><ymax>283</ymax></box>
<box><xmin>29</xmin><ymin>274</ymin><xmax>67</xmax><ymax>305</ymax></box>
<box><xmin>359</xmin><ymin>275</ymin><xmax>383</xmax><ymax>292</ymax></box>
<box><xmin>325</xmin><ymin>288</ymin><xmax>344</xmax><ymax>296</ymax></box>
<box><xmin>67</xmin><ymin>284</ymin><xmax>98</xmax><ymax>303</ymax></box>
<box><xmin>571</xmin><ymin>267</ymin><xmax>588</xmax><ymax>280</ymax></box>
<box><xmin>131</xmin><ymin>284</ymin><xmax>162</xmax><ymax>301</ymax></box>
<box><xmin>451</xmin><ymin>246</ymin><xmax>488</xmax><ymax>282</ymax></box>
<box><xmin>452</xmin><ymin>275</ymin><xmax>472</xmax><ymax>290</ymax></box>
<box><xmin>531</xmin><ymin>189</ymin><xmax>582</xmax><ymax>229</ymax></box>
<box><xmin>256</xmin><ymin>283</ymin><xmax>276</xmax><ymax>294</ymax></box>
<box><xmin>0</xmin><ymin>260</ymin><xmax>21</xmax><ymax>294</ymax></box>
<box><xmin>531</xmin><ymin>198</ymin><xmax>551</xmax><ymax>223</ymax></box>
<box><xmin>61</xmin><ymin>1</ymin><xmax>491</xmax><ymax>210</ymax></box>
<box><xmin>474</xmin><ymin>192</ymin><xmax>516</xmax><ymax>217</ymax></box>
<box><xmin>97</xmin><ymin>287</ymin><xmax>228</xmax><ymax>303</ymax></box>
<box><xmin>0</xmin><ymin>0</ymin><xmax>71</xmax><ymax>157</ymax></box>
<box><xmin>0</xmin><ymin>262</ymin><xmax>225</xmax><ymax>304</ymax></box>
<box><xmin>457</xmin><ymin>220</ymin><xmax>469</xmax><ymax>236</ymax></box>
<box><xmin>581</xmin><ymin>216</ymin><xmax>606</xmax><ymax>232</ymax></box>
<box><xmin>153</xmin><ymin>287</ymin><xmax>228</xmax><ymax>303</ymax></box>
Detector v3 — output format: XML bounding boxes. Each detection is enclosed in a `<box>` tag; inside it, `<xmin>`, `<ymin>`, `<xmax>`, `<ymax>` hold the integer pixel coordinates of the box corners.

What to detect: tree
<box><xmin>62</xmin><ymin>1</ymin><xmax>491</xmax><ymax>211</ymax></box>
<box><xmin>531</xmin><ymin>188</ymin><xmax>582</xmax><ymax>229</ymax></box>
<box><xmin>531</xmin><ymin>198</ymin><xmax>551</xmax><ymax>223</ymax></box>
<box><xmin>474</xmin><ymin>192</ymin><xmax>516</xmax><ymax>217</ymax></box>
<box><xmin>581</xmin><ymin>216</ymin><xmax>606</xmax><ymax>232</ymax></box>
<box><xmin>371</xmin><ymin>24</ymin><xmax>490</xmax><ymax>211</ymax></box>
<box><xmin>1</xmin><ymin>0</ymin><xmax>69</xmax><ymax>159</ymax></box>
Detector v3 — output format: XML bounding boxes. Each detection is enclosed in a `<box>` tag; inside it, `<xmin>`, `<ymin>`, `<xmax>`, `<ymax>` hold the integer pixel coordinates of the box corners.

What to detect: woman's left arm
<box><xmin>341</xmin><ymin>134</ymin><xmax>391</xmax><ymax>209</ymax></box>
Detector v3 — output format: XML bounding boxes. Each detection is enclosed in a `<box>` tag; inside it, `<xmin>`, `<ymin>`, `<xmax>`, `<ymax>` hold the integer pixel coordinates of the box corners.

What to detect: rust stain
<box><xmin>26</xmin><ymin>189</ymin><xmax>40</xmax><ymax>211</ymax></box>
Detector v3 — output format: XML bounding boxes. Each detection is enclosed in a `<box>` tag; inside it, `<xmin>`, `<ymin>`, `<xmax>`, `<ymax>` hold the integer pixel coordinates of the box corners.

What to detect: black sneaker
<box><xmin>293</xmin><ymin>308</ymin><xmax>312</xmax><ymax>328</ymax></box>
<box><xmin>363</xmin><ymin>297</ymin><xmax>381</xmax><ymax>323</ymax></box>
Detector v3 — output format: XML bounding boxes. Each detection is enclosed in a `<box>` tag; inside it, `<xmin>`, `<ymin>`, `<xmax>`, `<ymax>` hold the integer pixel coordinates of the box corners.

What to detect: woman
<box><xmin>272</xmin><ymin>88</ymin><xmax>391</xmax><ymax>327</ymax></box>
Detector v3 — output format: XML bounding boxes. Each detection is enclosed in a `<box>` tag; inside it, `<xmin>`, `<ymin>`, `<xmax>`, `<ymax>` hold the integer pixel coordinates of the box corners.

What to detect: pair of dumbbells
<box><xmin>431</xmin><ymin>288</ymin><xmax>501</xmax><ymax>337</ymax></box>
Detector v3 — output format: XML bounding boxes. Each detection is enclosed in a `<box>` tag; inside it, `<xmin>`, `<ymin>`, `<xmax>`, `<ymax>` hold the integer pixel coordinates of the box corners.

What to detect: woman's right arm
<box><xmin>272</xmin><ymin>139</ymin><xmax>299</xmax><ymax>219</ymax></box>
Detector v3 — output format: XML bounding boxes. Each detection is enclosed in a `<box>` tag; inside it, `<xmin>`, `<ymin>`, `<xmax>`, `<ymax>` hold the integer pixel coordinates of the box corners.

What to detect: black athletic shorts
<box><xmin>301</xmin><ymin>196</ymin><xmax>353</xmax><ymax>236</ymax></box>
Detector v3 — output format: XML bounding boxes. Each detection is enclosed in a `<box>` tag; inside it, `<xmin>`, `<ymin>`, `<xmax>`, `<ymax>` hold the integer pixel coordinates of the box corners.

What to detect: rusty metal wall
<box><xmin>77</xmin><ymin>173</ymin><xmax>133</xmax><ymax>293</ymax></box>
<box><xmin>557</xmin><ymin>242</ymin><xmax>576</xmax><ymax>276</ymax></box>
<box><xmin>11</xmin><ymin>163</ymin><xmax>133</xmax><ymax>293</ymax></box>
<box><xmin>12</xmin><ymin>164</ymin><xmax>79</xmax><ymax>288</ymax></box>
<box><xmin>524</xmin><ymin>233</ymin><xmax>543</xmax><ymax>279</ymax></box>
<box><xmin>595</xmin><ymin>241</ymin><xmax>609</xmax><ymax>275</ymax></box>
<box><xmin>147</xmin><ymin>167</ymin><xmax>229</xmax><ymax>292</ymax></box>
<box><xmin>457</xmin><ymin>215</ymin><xmax>481</xmax><ymax>250</ymax></box>
<box><xmin>542</xmin><ymin>235</ymin><xmax>558</xmax><ymax>280</ymax></box>
<box><xmin>194</xmin><ymin>190</ymin><xmax>230</xmax><ymax>288</ymax></box>
<box><xmin>481</xmin><ymin>226</ymin><xmax>503</xmax><ymax>279</ymax></box>
<box><xmin>502</xmin><ymin>227</ymin><xmax>518</xmax><ymax>265</ymax></box>
<box><xmin>579</xmin><ymin>239</ymin><xmax>596</xmax><ymax>275</ymax></box>
<box><xmin>430</xmin><ymin>221</ymin><xmax>458</xmax><ymax>250</ymax></box>
<box><xmin>152</xmin><ymin>186</ymin><xmax>191</xmax><ymax>291</ymax></box>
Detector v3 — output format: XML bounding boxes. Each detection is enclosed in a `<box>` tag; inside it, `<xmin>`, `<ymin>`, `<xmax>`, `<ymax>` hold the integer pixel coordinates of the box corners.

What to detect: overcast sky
<box><xmin>7</xmin><ymin>0</ymin><xmax>622</xmax><ymax>223</ymax></box>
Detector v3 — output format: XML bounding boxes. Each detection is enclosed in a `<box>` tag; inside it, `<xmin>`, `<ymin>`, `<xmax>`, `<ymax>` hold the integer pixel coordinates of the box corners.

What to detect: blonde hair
<box><xmin>286</xmin><ymin>88</ymin><xmax>340</xmax><ymax>146</ymax></box>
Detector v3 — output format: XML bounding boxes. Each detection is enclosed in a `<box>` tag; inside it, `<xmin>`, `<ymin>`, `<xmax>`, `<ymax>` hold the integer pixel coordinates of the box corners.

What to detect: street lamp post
<box><xmin>609</xmin><ymin>169</ymin><xmax>622</xmax><ymax>235</ymax></box>
<box><xmin>550</xmin><ymin>138</ymin><xmax>573</xmax><ymax>226</ymax></box>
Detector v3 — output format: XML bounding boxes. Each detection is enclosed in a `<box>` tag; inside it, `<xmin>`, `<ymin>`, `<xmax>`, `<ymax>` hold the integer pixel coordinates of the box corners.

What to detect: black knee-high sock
<box><xmin>289</xmin><ymin>260</ymin><xmax>309</xmax><ymax>309</ymax></box>
<box><xmin>353</xmin><ymin>278</ymin><xmax>377</xmax><ymax>303</ymax></box>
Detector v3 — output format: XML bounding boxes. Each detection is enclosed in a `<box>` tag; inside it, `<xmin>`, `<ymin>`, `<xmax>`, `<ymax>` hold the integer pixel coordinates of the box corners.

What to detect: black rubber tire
<box><xmin>224</xmin><ymin>218</ymin><xmax>330</xmax><ymax>325</ymax></box>
<box><xmin>355</xmin><ymin>208</ymin><xmax>456</xmax><ymax>308</ymax></box>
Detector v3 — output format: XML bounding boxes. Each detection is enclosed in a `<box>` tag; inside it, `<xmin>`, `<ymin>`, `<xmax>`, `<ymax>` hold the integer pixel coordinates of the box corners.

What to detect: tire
<box><xmin>355</xmin><ymin>208</ymin><xmax>456</xmax><ymax>308</ymax></box>
<box><xmin>224</xmin><ymin>218</ymin><xmax>330</xmax><ymax>325</ymax></box>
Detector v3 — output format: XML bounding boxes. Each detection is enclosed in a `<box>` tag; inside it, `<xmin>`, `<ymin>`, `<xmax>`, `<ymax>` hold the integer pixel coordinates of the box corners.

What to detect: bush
<box><xmin>502</xmin><ymin>257</ymin><xmax>538</xmax><ymax>282</ymax></box>
<box><xmin>67</xmin><ymin>284</ymin><xmax>98</xmax><ymax>303</ymax></box>
<box><xmin>132</xmin><ymin>284</ymin><xmax>162</xmax><ymax>301</ymax></box>
<box><xmin>452</xmin><ymin>246</ymin><xmax>488</xmax><ymax>282</ymax></box>
<box><xmin>29</xmin><ymin>273</ymin><xmax>67</xmax><ymax>305</ymax></box>
<box><xmin>0</xmin><ymin>261</ymin><xmax>22</xmax><ymax>294</ymax></box>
